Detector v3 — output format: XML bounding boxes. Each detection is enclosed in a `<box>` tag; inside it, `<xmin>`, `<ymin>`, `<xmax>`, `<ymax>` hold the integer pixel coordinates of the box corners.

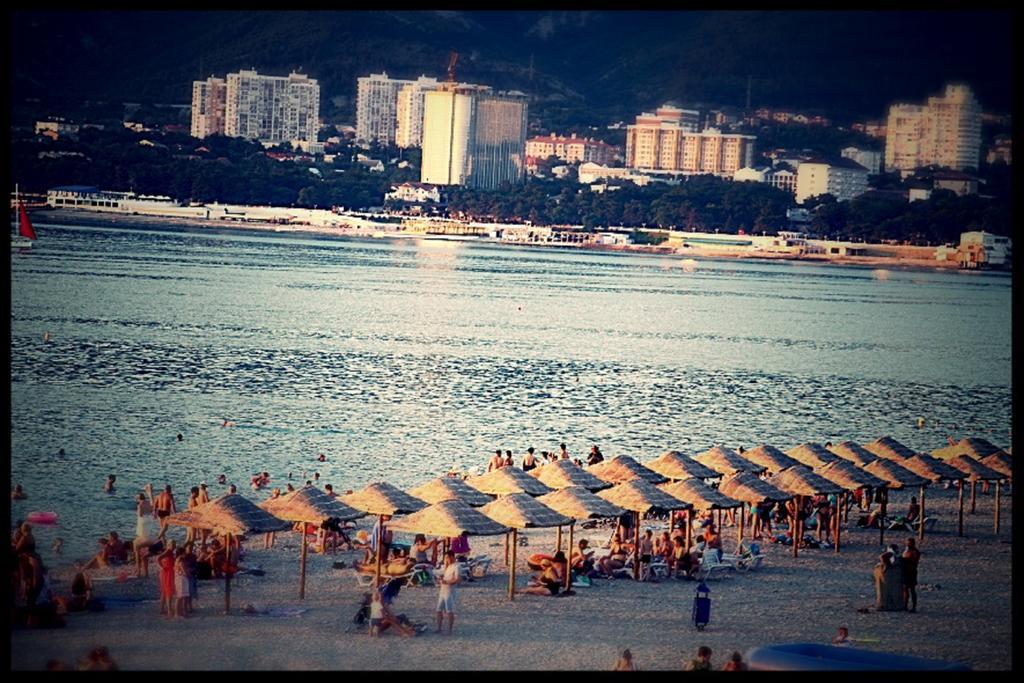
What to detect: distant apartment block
<box><xmin>191</xmin><ymin>71</ymin><xmax>319</xmax><ymax>145</ymax></box>
<box><xmin>885</xmin><ymin>83</ymin><xmax>982</xmax><ymax>173</ymax></box>
<box><xmin>986</xmin><ymin>134</ymin><xmax>1012</xmax><ymax>165</ymax></box>
<box><xmin>625</xmin><ymin>112</ymin><xmax>755</xmax><ymax>177</ymax></box>
<box><xmin>841</xmin><ymin>146</ymin><xmax>882</xmax><ymax>175</ymax></box>
<box><xmin>795</xmin><ymin>158</ymin><xmax>869</xmax><ymax>204</ymax></box>
<box><xmin>394</xmin><ymin>76</ymin><xmax>441</xmax><ymax>148</ymax></box>
<box><xmin>526</xmin><ymin>133</ymin><xmax>617</xmax><ymax>165</ymax></box>
<box><xmin>421</xmin><ymin>86</ymin><xmax>527</xmax><ymax>191</ymax></box>
<box><xmin>732</xmin><ymin>163</ymin><xmax>798</xmax><ymax>195</ymax></box>
<box><xmin>356</xmin><ymin>73</ymin><xmax>408</xmax><ymax>146</ymax></box>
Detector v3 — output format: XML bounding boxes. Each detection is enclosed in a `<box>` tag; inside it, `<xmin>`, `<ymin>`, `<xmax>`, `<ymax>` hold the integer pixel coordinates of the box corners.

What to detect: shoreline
<box><xmin>28</xmin><ymin>208</ymin><xmax>984</xmax><ymax>275</ymax></box>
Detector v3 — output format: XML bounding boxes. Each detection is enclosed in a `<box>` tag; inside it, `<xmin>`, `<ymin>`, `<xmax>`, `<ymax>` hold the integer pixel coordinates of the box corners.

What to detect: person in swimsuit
<box><xmin>902</xmin><ymin>537</ymin><xmax>922</xmax><ymax>612</ymax></box>
<box><xmin>503</xmin><ymin>451</ymin><xmax>514</xmax><ymax>468</ymax></box>
<box><xmin>522</xmin><ymin>447</ymin><xmax>538</xmax><ymax>472</ymax></box>
<box><xmin>524</xmin><ymin>551</ymin><xmax>567</xmax><ymax>596</ymax></box>
<box><xmin>587</xmin><ymin>445</ymin><xmax>604</xmax><ymax>466</ymax></box>
<box><xmin>156</xmin><ymin>541</ymin><xmax>177</xmax><ymax>618</ymax></box>
<box><xmin>598</xmin><ymin>538</ymin><xmax>629</xmax><ymax>576</ymax></box>
<box><xmin>11</xmin><ymin>484</ymin><xmax>27</xmax><ymax>500</ymax></box>
<box><xmin>638</xmin><ymin>529</ymin><xmax>655</xmax><ymax>581</ymax></box>
<box><xmin>487</xmin><ymin>449</ymin><xmax>504</xmax><ymax>472</ymax></box>
<box><xmin>103</xmin><ymin>475</ymin><xmax>116</xmax><ymax>494</ymax></box>
<box><xmin>154</xmin><ymin>485</ymin><xmax>176</xmax><ymax>540</ymax></box>
<box><xmin>412</xmin><ymin>534</ymin><xmax>439</xmax><ymax>566</ymax></box>
<box><xmin>559</xmin><ymin>443</ymin><xmax>569</xmax><ymax>460</ymax></box>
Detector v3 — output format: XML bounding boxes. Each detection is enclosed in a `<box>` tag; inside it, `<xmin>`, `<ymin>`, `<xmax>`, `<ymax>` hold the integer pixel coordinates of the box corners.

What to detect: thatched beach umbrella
<box><xmin>409</xmin><ymin>477</ymin><xmax>494</xmax><ymax>507</ymax></box>
<box><xmin>537</xmin><ymin>486</ymin><xmax>627</xmax><ymax>590</ymax></box>
<box><xmin>466</xmin><ymin>467</ymin><xmax>554</xmax><ymax>497</ymax></box>
<box><xmin>931</xmin><ymin>437</ymin><xmax>1007</xmax><ymax>462</ymax></box>
<box><xmin>863</xmin><ymin>436</ymin><xmax>917</xmax><ymax>461</ymax></box>
<box><xmin>768</xmin><ymin>466</ymin><xmax>844</xmax><ymax>557</ymax></box>
<box><xmin>899</xmin><ymin>455</ymin><xmax>966</xmax><ymax>540</ymax></box>
<box><xmin>863</xmin><ymin>459</ymin><xmax>929</xmax><ymax>547</ymax></box>
<box><xmin>946</xmin><ymin>455</ymin><xmax>1005</xmax><ymax>534</ymax></box>
<box><xmin>597</xmin><ymin>480</ymin><xmax>693</xmax><ymax>580</ymax></box>
<box><xmin>480</xmin><ymin>494</ymin><xmax>573</xmax><ymax>600</ymax></box>
<box><xmin>530</xmin><ymin>459</ymin><xmax>612</xmax><ymax>492</ymax></box>
<box><xmin>588</xmin><ymin>455</ymin><xmax>668</xmax><ymax>485</ymax></box>
<box><xmin>659</xmin><ymin>479</ymin><xmax>744</xmax><ymax>552</ymax></box>
<box><xmin>786</xmin><ymin>443</ymin><xmax>841</xmax><ymax>468</ymax></box>
<box><xmin>827</xmin><ymin>441</ymin><xmax>881</xmax><ymax>467</ymax></box>
<box><xmin>341</xmin><ymin>483</ymin><xmax>427</xmax><ymax>587</ymax></box>
<box><xmin>742</xmin><ymin>444</ymin><xmax>802</xmax><ymax>475</ymax></box>
<box><xmin>166</xmin><ymin>493</ymin><xmax>291</xmax><ymax>614</ymax></box>
<box><xmin>388</xmin><ymin>499</ymin><xmax>511</xmax><ymax>538</ymax></box>
<box><xmin>645</xmin><ymin>450</ymin><xmax>722</xmax><ymax>482</ymax></box>
<box><xmin>695</xmin><ymin>446</ymin><xmax>767</xmax><ymax>477</ymax></box>
<box><xmin>719</xmin><ymin>472</ymin><xmax>792</xmax><ymax>557</ymax></box>
<box><xmin>814</xmin><ymin>459</ymin><xmax>887</xmax><ymax>536</ymax></box>
<box><xmin>259</xmin><ymin>485</ymin><xmax>366</xmax><ymax>599</ymax></box>
<box><xmin>981</xmin><ymin>452</ymin><xmax>1013</xmax><ymax>479</ymax></box>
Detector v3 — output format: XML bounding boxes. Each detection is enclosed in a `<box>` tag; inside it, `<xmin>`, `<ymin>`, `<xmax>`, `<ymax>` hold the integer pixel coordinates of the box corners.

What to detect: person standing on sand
<box><xmin>186</xmin><ymin>487</ymin><xmax>201</xmax><ymax>544</ymax></box>
<box><xmin>156</xmin><ymin>541</ymin><xmax>177</xmax><ymax>618</ymax></box>
<box><xmin>613</xmin><ymin>649</ymin><xmax>638</xmax><ymax>670</ymax></box>
<box><xmin>153</xmin><ymin>485</ymin><xmax>176</xmax><ymax>540</ymax></box>
<box><xmin>435</xmin><ymin>550</ymin><xmax>460</xmax><ymax>635</ymax></box>
<box><xmin>873</xmin><ymin>550</ymin><xmax>903</xmax><ymax>611</ymax></box>
<box><xmin>902</xmin><ymin>537</ymin><xmax>921</xmax><ymax>612</ymax></box>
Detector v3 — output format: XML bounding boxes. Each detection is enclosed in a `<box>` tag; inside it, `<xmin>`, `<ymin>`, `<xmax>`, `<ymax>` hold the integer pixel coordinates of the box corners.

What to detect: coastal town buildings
<box><xmin>525</xmin><ymin>133</ymin><xmax>617</xmax><ymax>165</ymax></box>
<box><xmin>841</xmin><ymin>146</ymin><xmax>882</xmax><ymax>175</ymax></box>
<box><xmin>885</xmin><ymin>83</ymin><xmax>982</xmax><ymax>173</ymax></box>
<box><xmin>795</xmin><ymin>158</ymin><xmax>869</xmax><ymax>204</ymax></box>
<box><xmin>986</xmin><ymin>134</ymin><xmax>1011</xmax><ymax>165</ymax></box>
<box><xmin>420</xmin><ymin>86</ymin><xmax>527</xmax><ymax>190</ymax></box>
<box><xmin>356</xmin><ymin>73</ymin><xmax>408</xmax><ymax>146</ymax></box>
<box><xmin>386</xmin><ymin>182</ymin><xmax>442</xmax><ymax>204</ymax></box>
<box><xmin>395</xmin><ymin>76</ymin><xmax>441</xmax><ymax>148</ymax></box>
<box><xmin>624</xmin><ymin>111</ymin><xmax>756</xmax><ymax>177</ymax></box>
<box><xmin>191</xmin><ymin>70</ymin><xmax>319</xmax><ymax>145</ymax></box>
<box><xmin>577</xmin><ymin>163</ymin><xmax>652</xmax><ymax>186</ymax></box>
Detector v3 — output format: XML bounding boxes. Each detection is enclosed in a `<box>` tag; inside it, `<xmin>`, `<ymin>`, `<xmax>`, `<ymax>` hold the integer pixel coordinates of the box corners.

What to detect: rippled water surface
<box><xmin>10</xmin><ymin>222</ymin><xmax>1012</xmax><ymax>560</ymax></box>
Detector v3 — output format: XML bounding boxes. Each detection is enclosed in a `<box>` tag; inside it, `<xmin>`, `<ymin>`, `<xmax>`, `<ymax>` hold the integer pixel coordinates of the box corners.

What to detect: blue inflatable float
<box><xmin>746</xmin><ymin>643</ymin><xmax>971</xmax><ymax>671</ymax></box>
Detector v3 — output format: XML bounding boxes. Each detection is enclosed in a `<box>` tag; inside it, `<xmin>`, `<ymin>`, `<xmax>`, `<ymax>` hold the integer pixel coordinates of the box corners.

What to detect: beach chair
<box><xmin>696</xmin><ymin>550</ymin><xmax>732</xmax><ymax>581</ymax></box>
<box><xmin>467</xmin><ymin>554</ymin><xmax>492</xmax><ymax>579</ymax></box>
<box><xmin>911</xmin><ymin>517</ymin><xmax>937</xmax><ymax>534</ymax></box>
<box><xmin>649</xmin><ymin>557</ymin><xmax>670</xmax><ymax>580</ymax></box>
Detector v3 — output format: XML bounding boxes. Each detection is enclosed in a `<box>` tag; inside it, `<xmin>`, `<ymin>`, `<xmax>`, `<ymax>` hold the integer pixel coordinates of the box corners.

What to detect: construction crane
<box><xmin>446</xmin><ymin>51</ymin><xmax>459</xmax><ymax>84</ymax></box>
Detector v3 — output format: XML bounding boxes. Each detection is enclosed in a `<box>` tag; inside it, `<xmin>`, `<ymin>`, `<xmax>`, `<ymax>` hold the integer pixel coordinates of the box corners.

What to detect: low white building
<box><xmin>578</xmin><ymin>162</ymin><xmax>651</xmax><ymax>186</ymax></box>
<box><xmin>795</xmin><ymin>158</ymin><xmax>869</xmax><ymax>204</ymax></box>
<box><xmin>733</xmin><ymin>167</ymin><xmax>769</xmax><ymax>183</ymax></box>
<box><xmin>959</xmin><ymin>231</ymin><xmax>1012</xmax><ymax>268</ymax></box>
<box><xmin>386</xmin><ymin>182</ymin><xmax>442</xmax><ymax>204</ymax></box>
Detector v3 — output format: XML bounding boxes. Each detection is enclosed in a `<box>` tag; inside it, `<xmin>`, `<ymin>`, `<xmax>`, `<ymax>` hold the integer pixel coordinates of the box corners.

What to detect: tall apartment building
<box><xmin>625</xmin><ymin>113</ymin><xmax>755</xmax><ymax>177</ymax></box>
<box><xmin>191</xmin><ymin>77</ymin><xmax>227</xmax><ymax>139</ymax></box>
<box><xmin>795</xmin><ymin>158</ymin><xmax>869</xmax><ymax>204</ymax></box>
<box><xmin>421</xmin><ymin>86</ymin><xmax>527</xmax><ymax>190</ymax></box>
<box><xmin>885</xmin><ymin>83</ymin><xmax>982</xmax><ymax>173</ymax></box>
<box><xmin>395</xmin><ymin>76</ymin><xmax>442</xmax><ymax>148</ymax></box>
<box><xmin>526</xmin><ymin>133</ymin><xmax>616</xmax><ymax>165</ymax></box>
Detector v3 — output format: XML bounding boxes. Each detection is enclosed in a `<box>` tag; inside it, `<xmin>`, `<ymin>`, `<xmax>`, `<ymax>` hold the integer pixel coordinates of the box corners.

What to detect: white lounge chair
<box><xmin>696</xmin><ymin>549</ymin><xmax>732</xmax><ymax>581</ymax></box>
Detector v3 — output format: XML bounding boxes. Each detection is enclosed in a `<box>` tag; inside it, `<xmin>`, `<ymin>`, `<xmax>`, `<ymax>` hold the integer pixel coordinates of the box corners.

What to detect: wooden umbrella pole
<box><xmin>565</xmin><ymin>522</ymin><xmax>574</xmax><ymax>592</ymax></box>
<box><xmin>919</xmin><ymin>485</ymin><xmax>926</xmax><ymax>541</ymax></box>
<box><xmin>834</xmin><ymin>498</ymin><xmax>841</xmax><ymax>554</ymax></box>
<box><xmin>374</xmin><ymin>514</ymin><xmax>383</xmax><ymax>588</ymax></box>
<box><xmin>737</xmin><ymin>505</ymin><xmax>744</xmax><ymax>554</ymax></box>
<box><xmin>508</xmin><ymin>528</ymin><xmax>517</xmax><ymax>601</ymax></box>
<box><xmin>224</xmin><ymin>531</ymin><xmax>231</xmax><ymax>615</ymax></box>
<box><xmin>879</xmin><ymin>489</ymin><xmax>887</xmax><ymax>547</ymax></box>
<box><xmin>792</xmin><ymin>496</ymin><xmax>799</xmax><ymax>559</ymax></box>
<box><xmin>556</xmin><ymin>525</ymin><xmax>562</xmax><ymax>554</ymax></box>
<box><xmin>669</xmin><ymin>510</ymin><xmax>675</xmax><ymax>534</ymax></box>
<box><xmin>685</xmin><ymin>509</ymin><xmax>692</xmax><ymax>554</ymax></box>
<box><xmin>970</xmin><ymin>480</ymin><xmax>977</xmax><ymax>514</ymax></box>
<box><xmin>994</xmin><ymin>481</ymin><xmax>1001</xmax><ymax>534</ymax></box>
<box><xmin>299</xmin><ymin>522</ymin><xmax>308</xmax><ymax>600</ymax></box>
<box><xmin>633</xmin><ymin>511</ymin><xmax>641</xmax><ymax>581</ymax></box>
<box><xmin>958</xmin><ymin>480</ymin><xmax>965</xmax><ymax>537</ymax></box>
<box><xmin>504</xmin><ymin>532</ymin><xmax>509</xmax><ymax>566</ymax></box>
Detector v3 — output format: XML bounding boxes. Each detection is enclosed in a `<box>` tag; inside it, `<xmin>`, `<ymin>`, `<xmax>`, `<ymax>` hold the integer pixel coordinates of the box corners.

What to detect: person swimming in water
<box><xmin>176</xmin><ymin>433</ymin><xmax>183</xmax><ymax>442</ymax></box>
<box><xmin>104</xmin><ymin>475</ymin><xmax>116</xmax><ymax>494</ymax></box>
<box><xmin>317</xmin><ymin>453</ymin><xmax>326</xmax><ymax>462</ymax></box>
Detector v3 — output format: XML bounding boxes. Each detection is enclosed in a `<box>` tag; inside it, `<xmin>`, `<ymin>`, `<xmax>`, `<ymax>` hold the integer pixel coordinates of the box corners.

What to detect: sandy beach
<box><xmin>10</xmin><ymin>484</ymin><xmax>1011</xmax><ymax>670</ymax></box>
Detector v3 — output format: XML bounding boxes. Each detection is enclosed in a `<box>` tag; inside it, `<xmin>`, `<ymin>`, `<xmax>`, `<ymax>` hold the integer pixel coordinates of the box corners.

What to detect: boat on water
<box><xmin>11</xmin><ymin>187</ymin><xmax>37</xmax><ymax>249</ymax></box>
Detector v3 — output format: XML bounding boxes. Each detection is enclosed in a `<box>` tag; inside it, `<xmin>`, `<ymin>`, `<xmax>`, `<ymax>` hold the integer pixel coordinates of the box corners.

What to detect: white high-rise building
<box><xmin>421</xmin><ymin>86</ymin><xmax>527</xmax><ymax>190</ymax></box>
<box><xmin>795</xmin><ymin>158</ymin><xmax>869</xmax><ymax>204</ymax></box>
<box><xmin>355</xmin><ymin>73</ymin><xmax>412</xmax><ymax>146</ymax></box>
<box><xmin>395</xmin><ymin>76</ymin><xmax>442</xmax><ymax>148</ymax></box>
<box><xmin>191</xmin><ymin>77</ymin><xmax>227</xmax><ymax>138</ymax></box>
<box><xmin>885</xmin><ymin>83</ymin><xmax>982</xmax><ymax>172</ymax></box>
<box><xmin>215</xmin><ymin>70</ymin><xmax>319</xmax><ymax>144</ymax></box>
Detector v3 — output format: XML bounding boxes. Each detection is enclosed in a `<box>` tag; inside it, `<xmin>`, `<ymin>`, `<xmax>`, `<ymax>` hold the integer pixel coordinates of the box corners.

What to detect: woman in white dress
<box><xmin>134</xmin><ymin>490</ymin><xmax>159</xmax><ymax>577</ymax></box>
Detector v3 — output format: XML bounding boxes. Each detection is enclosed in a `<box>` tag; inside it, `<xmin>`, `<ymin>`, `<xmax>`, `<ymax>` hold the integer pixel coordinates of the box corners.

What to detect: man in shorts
<box><xmin>435</xmin><ymin>550</ymin><xmax>460</xmax><ymax>635</ymax></box>
<box><xmin>154</xmin><ymin>485</ymin><xmax>176</xmax><ymax>540</ymax></box>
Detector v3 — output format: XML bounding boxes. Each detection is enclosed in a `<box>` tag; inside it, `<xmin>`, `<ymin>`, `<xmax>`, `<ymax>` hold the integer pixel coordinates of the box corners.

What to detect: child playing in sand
<box><xmin>368</xmin><ymin>590</ymin><xmax>384</xmax><ymax>637</ymax></box>
<box><xmin>833</xmin><ymin>626</ymin><xmax>852</xmax><ymax>646</ymax></box>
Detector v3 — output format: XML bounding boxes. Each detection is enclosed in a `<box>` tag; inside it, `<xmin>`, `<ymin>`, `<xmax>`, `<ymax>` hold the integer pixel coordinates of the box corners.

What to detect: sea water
<box><xmin>9</xmin><ymin>222</ymin><xmax>1012</xmax><ymax>561</ymax></box>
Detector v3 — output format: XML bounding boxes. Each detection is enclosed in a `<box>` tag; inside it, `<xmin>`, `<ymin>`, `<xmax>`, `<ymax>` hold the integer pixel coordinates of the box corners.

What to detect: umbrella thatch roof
<box><xmin>786</xmin><ymin>443</ymin><xmax>842</xmax><ymax>468</ymax></box>
<box><xmin>980</xmin><ymin>452</ymin><xmax>1012</xmax><ymax>479</ymax></box>
<box><xmin>658</xmin><ymin>479</ymin><xmax>742</xmax><ymax>510</ymax></box>
<box><xmin>530</xmin><ymin>459</ymin><xmax>612</xmax><ymax>491</ymax></box>
<box><xmin>341</xmin><ymin>482</ymin><xmax>427</xmax><ymax>516</ymax></box>
<box><xmin>827</xmin><ymin>441</ymin><xmax>880</xmax><ymax>467</ymax></box>
<box><xmin>480</xmin><ymin>493</ymin><xmax>573</xmax><ymax>529</ymax></box>
<box><xmin>899</xmin><ymin>455</ymin><xmax>967</xmax><ymax>483</ymax></box>
<box><xmin>945</xmin><ymin>455</ymin><xmax>1004</xmax><ymax>481</ymax></box>
<box><xmin>166</xmin><ymin>493</ymin><xmax>291</xmax><ymax>535</ymax></box>
<box><xmin>408</xmin><ymin>477</ymin><xmax>494</xmax><ymax>507</ymax></box>
<box><xmin>768</xmin><ymin>466</ymin><xmax>844</xmax><ymax>496</ymax></box>
<box><xmin>694</xmin><ymin>446</ymin><xmax>766</xmax><ymax>476</ymax></box>
<box><xmin>387</xmin><ymin>499</ymin><xmax>511</xmax><ymax>537</ymax></box>
<box><xmin>863</xmin><ymin>436</ymin><xmax>917</xmax><ymax>461</ymax></box>
<box><xmin>931</xmin><ymin>437</ymin><xmax>1009</xmax><ymax>461</ymax></box>
<box><xmin>536</xmin><ymin>486</ymin><xmax>627</xmax><ymax>520</ymax></box>
<box><xmin>587</xmin><ymin>455</ymin><xmax>667</xmax><ymax>485</ymax></box>
<box><xmin>741</xmin><ymin>444</ymin><xmax>802</xmax><ymax>473</ymax></box>
<box><xmin>596</xmin><ymin>479</ymin><xmax>692</xmax><ymax>514</ymax></box>
<box><xmin>814</xmin><ymin>460</ymin><xmax>888</xmax><ymax>490</ymax></box>
<box><xmin>645</xmin><ymin>450</ymin><xmax>721</xmax><ymax>481</ymax></box>
<box><xmin>259</xmin><ymin>485</ymin><xmax>366</xmax><ymax>523</ymax></box>
<box><xmin>718</xmin><ymin>472</ymin><xmax>792</xmax><ymax>504</ymax></box>
<box><xmin>862</xmin><ymin>459</ymin><xmax>930</xmax><ymax>489</ymax></box>
<box><xmin>466</xmin><ymin>467</ymin><xmax>553</xmax><ymax>497</ymax></box>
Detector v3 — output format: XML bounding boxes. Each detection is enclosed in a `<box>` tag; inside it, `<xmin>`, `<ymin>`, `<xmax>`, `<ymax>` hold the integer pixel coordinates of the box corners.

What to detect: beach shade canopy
<box><xmin>387</xmin><ymin>499</ymin><xmax>511</xmax><ymax>538</ymax></box>
<box><xmin>658</xmin><ymin>478</ymin><xmax>742</xmax><ymax>511</ymax></box>
<box><xmin>814</xmin><ymin>460</ymin><xmax>888</xmax><ymax>491</ymax></box>
<box><xmin>259</xmin><ymin>485</ymin><xmax>366</xmax><ymax>524</ymax></box>
<box><xmin>596</xmin><ymin>479</ymin><xmax>693</xmax><ymax>514</ymax></box>
<box><xmin>340</xmin><ymin>482</ymin><xmax>427</xmax><ymax>516</ymax></box>
<box><xmin>900</xmin><ymin>455</ymin><xmax>968</xmax><ymax>483</ymax></box>
<box><xmin>741</xmin><ymin>444</ymin><xmax>803</xmax><ymax>473</ymax></box>
<box><xmin>480</xmin><ymin>493</ymin><xmax>573</xmax><ymax>529</ymax></box>
<box><xmin>587</xmin><ymin>455</ymin><xmax>668</xmax><ymax>485</ymax></box>
<box><xmin>862</xmin><ymin>459</ymin><xmax>930</xmax><ymax>489</ymax></box>
<box><xmin>466</xmin><ymin>467</ymin><xmax>554</xmax><ymax>497</ymax></box>
<box><xmin>980</xmin><ymin>452</ymin><xmax>1013</xmax><ymax>479</ymax></box>
<box><xmin>945</xmin><ymin>455</ymin><xmax>1004</xmax><ymax>482</ymax></box>
<box><xmin>166</xmin><ymin>493</ymin><xmax>291</xmax><ymax>535</ymax></box>
<box><xmin>931</xmin><ymin>437</ymin><xmax>1009</xmax><ymax>461</ymax></box>
<box><xmin>827</xmin><ymin>441</ymin><xmax>881</xmax><ymax>467</ymax></box>
<box><xmin>863</xmin><ymin>436</ymin><xmax>917</xmax><ymax>461</ymax></box>
<box><xmin>786</xmin><ymin>443</ymin><xmax>842</xmax><ymax>468</ymax></box>
<box><xmin>645</xmin><ymin>450</ymin><xmax>722</xmax><ymax>481</ymax></box>
<box><xmin>408</xmin><ymin>477</ymin><xmax>494</xmax><ymax>507</ymax></box>
<box><xmin>694</xmin><ymin>446</ymin><xmax>767</xmax><ymax>476</ymax></box>
<box><xmin>536</xmin><ymin>486</ymin><xmax>627</xmax><ymax>521</ymax></box>
<box><xmin>530</xmin><ymin>459</ymin><xmax>612</xmax><ymax>492</ymax></box>
<box><xmin>718</xmin><ymin>471</ymin><xmax>793</xmax><ymax>504</ymax></box>
<box><xmin>768</xmin><ymin>466</ymin><xmax>845</xmax><ymax>497</ymax></box>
